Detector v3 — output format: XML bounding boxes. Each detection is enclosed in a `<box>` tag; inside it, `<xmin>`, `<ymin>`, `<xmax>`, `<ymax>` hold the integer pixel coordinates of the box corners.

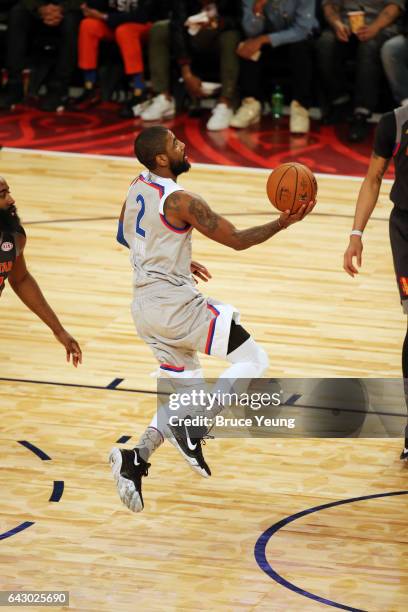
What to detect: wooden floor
<box><xmin>0</xmin><ymin>149</ymin><xmax>407</xmax><ymax>611</ymax></box>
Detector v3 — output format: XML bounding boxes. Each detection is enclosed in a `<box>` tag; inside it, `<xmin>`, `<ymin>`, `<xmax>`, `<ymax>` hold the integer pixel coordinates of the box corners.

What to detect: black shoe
<box><xmin>0</xmin><ymin>81</ymin><xmax>24</xmax><ymax>110</ymax></box>
<box><xmin>109</xmin><ymin>447</ymin><xmax>150</xmax><ymax>512</ymax></box>
<box><xmin>166</xmin><ymin>415</ymin><xmax>211</xmax><ymax>477</ymax></box>
<box><xmin>321</xmin><ymin>102</ymin><xmax>350</xmax><ymax>125</ymax></box>
<box><xmin>40</xmin><ymin>90</ymin><xmax>67</xmax><ymax>112</ymax></box>
<box><xmin>348</xmin><ymin>113</ymin><xmax>370</xmax><ymax>143</ymax></box>
<box><xmin>400</xmin><ymin>438</ymin><xmax>408</xmax><ymax>461</ymax></box>
<box><xmin>71</xmin><ymin>87</ymin><xmax>101</xmax><ymax>111</ymax></box>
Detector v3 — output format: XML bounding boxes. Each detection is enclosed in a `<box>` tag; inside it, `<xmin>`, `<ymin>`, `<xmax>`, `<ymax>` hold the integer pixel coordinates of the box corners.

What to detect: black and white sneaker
<box><xmin>166</xmin><ymin>416</ymin><xmax>211</xmax><ymax>478</ymax></box>
<box><xmin>109</xmin><ymin>447</ymin><xmax>150</xmax><ymax>512</ymax></box>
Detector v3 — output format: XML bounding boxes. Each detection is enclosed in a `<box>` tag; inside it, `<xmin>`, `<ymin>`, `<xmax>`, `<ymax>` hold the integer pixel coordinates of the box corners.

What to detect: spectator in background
<box><xmin>316</xmin><ymin>0</ymin><xmax>404</xmax><ymax>142</ymax></box>
<box><xmin>167</xmin><ymin>0</ymin><xmax>242</xmax><ymax>130</ymax></box>
<box><xmin>381</xmin><ymin>26</ymin><xmax>408</xmax><ymax>106</ymax></box>
<box><xmin>123</xmin><ymin>4</ymin><xmax>173</xmax><ymax>120</ymax></box>
<box><xmin>0</xmin><ymin>0</ymin><xmax>81</xmax><ymax>111</ymax></box>
<box><xmin>230</xmin><ymin>0</ymin><xmax>318</xmax><ymax>134</ymax></box>
<box><xmin>133</xmin><ymin>15</ymin><xmax>175</xmax><ymax>121</ymax></box>
<box><xmin>74</xmin><ymin>0</ymin><xmax>158</xmax><ymax>114</ymax></box>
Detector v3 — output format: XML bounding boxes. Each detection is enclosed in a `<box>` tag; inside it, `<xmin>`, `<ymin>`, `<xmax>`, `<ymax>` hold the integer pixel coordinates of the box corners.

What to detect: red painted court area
<box><xmin>0</xmin><ymin>104</ymin><xmax>394</xmax><ymax>178</ymax></box>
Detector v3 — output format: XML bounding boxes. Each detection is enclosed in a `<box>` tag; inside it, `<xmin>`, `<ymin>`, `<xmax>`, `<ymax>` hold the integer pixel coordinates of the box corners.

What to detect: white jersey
<box><xmin>123</xmin><ymin>171</ymin><xmax>195</xmax><ymax>290</ymax></box>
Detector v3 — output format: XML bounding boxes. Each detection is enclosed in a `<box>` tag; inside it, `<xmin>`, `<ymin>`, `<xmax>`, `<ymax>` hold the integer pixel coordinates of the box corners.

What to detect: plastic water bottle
<box><xmin>271</xmin><ymin>85</ymin><xmax>284</xmax><ymax>119</ymax></box>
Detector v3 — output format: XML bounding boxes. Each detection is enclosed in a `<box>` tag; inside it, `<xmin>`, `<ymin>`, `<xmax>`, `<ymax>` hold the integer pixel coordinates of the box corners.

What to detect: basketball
<box><xmin>266</xmin><ymin>162</ymin><xmax>318</xmax><ymax>213</ymax></box>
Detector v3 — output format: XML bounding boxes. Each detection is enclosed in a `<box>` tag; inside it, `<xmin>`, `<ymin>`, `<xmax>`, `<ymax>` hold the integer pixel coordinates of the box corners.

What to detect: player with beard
<box><xmin>109</xmin><ymin>125</ymin><xmax>314</xmax><ymax>512</ymax></box>
<box><xmin>0</xmin><ymin>177</ymin><xmax>82</xmax><ymax>366</ymax></box>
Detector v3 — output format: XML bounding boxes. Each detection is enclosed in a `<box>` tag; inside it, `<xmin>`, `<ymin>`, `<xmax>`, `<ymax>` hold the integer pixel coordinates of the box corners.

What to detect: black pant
<box><xmin>186</xmin><ymin>28</ymin><xmax>241</xmax><ymax>101</ymax></box>
<box><xmin>6</xmin><ymin>2</ymin><xmax>80</xmax><ymax>91</ymax></box>
<box><xmin>315</xmin><ymin>28</ymin><xmax>393</xmax><ymax>113</ymax></box>
<box><xmin>239</xmin><ymin>40</ymin><xmax>313</xmax><ymax>108</ymax></box>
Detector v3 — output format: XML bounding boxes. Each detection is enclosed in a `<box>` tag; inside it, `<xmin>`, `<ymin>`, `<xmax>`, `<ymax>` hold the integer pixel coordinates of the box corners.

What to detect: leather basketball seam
<box><xmin>275</xmin><ymin>165</ymin><xmax>291</xmax><ymax>211</ymax></box>
<box><xmin>290</xmin><ymin>166</ymin><xmax>298</xmax><ymax>214</ymax></box>
<box><xmin>305</xmin><ymin>169</ymin><xmax>313</xmax><ymax>205</ymax></box>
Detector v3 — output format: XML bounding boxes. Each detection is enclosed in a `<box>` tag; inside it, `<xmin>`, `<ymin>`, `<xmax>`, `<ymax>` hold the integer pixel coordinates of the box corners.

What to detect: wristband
<box><xmin>350</xmin><ymin>230</ymin><xmax>363</xmax><ymax>237</ymax></box>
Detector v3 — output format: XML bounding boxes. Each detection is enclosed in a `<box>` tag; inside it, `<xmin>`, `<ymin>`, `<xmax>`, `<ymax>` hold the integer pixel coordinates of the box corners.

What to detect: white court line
<box><xmin>1</xmin><ymin>146</ymin><xmax>394</xmax><ymax>185</ymax></box>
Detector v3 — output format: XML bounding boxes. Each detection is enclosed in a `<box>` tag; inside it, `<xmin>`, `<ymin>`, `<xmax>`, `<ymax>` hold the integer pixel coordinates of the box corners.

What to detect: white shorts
<box><xmin>131</xmin><ymin>281</ymin><xmax>240</xmax><ymax>374</ymax></box>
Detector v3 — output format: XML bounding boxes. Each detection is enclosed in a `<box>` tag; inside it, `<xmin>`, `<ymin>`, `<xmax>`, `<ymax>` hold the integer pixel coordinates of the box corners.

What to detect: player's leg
<box><xmin>151</xmin><ymin>355</ymin><xmax>213</xmax><ymax>478</ymax></box>
<box><xmin>218</xmin><ymin>320</ymin><xmax>269</xmax><ymax>380</ymax></box>
<box><xmin>109</xmin><ymin>344</ymin><xmax>207</xmax><ymax>511</ymax></box>
<box><xmin>389</xmin><ymin>207</ymin><xmax>408</xmax><ymax>460</ymax></box>
<box><xmin>165</xmin><ymin>311</ymin><xmax>269</xmax><ymax>477</ymax></box>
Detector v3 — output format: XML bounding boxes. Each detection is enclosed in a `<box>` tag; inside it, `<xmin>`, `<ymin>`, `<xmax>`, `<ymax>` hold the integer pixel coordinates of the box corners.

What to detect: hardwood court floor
<box><xmin>0</xmin><ymin>149</ymin><xmax>407</xmax><ymax>611</ymax></box>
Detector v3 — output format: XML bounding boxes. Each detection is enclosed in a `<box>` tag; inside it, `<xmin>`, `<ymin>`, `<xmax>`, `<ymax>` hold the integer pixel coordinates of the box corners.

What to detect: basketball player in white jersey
<box><xmin>110</xmin><ymin>126</ymin><xmax>315</xmax><ymax>512</ymax></box>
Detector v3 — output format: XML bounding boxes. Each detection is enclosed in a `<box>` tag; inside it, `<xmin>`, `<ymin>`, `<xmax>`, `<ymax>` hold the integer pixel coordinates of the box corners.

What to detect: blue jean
<box><xmin>316</xmin><ymin>28</ymin><xmax>394</xmax><ymax>113</ymax></box>
<box><xmin>381</xmin><ymin>34</ymin><xmax>408</xmax><ymax>104</ymax></box>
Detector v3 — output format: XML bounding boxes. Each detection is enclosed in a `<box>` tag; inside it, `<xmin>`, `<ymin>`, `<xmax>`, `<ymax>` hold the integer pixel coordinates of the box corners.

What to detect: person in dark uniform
<box><xmin>0</xmin><ymin>177</ymin><xmax>82</xmax><ymax>366</ymax></box>
<box><xmin>343</xmin><ymin>105</ymin><xmax>408</xmax><ymax>461</ymax></box>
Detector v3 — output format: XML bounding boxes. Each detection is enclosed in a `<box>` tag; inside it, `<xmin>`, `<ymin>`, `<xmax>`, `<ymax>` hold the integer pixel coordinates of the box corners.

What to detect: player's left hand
<box><xmin>279</xmin><ymin>199</ymin><xmax>316</xmax><ymax>228</ymax></box>
<box><xmin>54</xmin><ymin>329</ymin><xmax>83</xmax><ymax>367</ymax></box>
<box><xmin>191</xmin><ymin>260</ymin><xmax>212</xmax><ymax>283</ymax></box>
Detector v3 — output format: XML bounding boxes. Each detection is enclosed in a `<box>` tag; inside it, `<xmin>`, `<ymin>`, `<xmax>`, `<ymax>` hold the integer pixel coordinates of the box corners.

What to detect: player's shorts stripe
<box><xmin>205</xmin><ymin>304</ymin><xmax>220</xmax><ymax>355</ymax></box>
<box><xmin>160</xmin><ymin>363</ymin><xmax>185</xmax><ymax>372</ymax></box>
<box><xmin>393</xmin><ymin>142</ymin><xmax>401</xmax><ymax>157</ymax></box>
<box><xmin>160</xmin><ymin>213</ymin><xmax>191</xmax><ymax>234</ymax></box>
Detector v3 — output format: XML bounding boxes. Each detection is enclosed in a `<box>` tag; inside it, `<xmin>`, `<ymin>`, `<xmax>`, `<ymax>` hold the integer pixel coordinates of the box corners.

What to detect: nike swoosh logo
<box><xmin>134</xmin><ymin>451</ymin><xmax>140</xmax><ymax>466</ymax></box>
<box><xmin>184</xmin><ymin>423</ymin><xmax>197</xmax><ymax>451</ymax></box>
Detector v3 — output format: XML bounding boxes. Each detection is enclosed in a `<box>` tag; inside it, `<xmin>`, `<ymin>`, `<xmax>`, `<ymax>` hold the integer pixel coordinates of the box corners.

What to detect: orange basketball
<box><xmin>266</xmin><ymin>163</ymin><xmax>317</xmax><ymax>213</ymax></box>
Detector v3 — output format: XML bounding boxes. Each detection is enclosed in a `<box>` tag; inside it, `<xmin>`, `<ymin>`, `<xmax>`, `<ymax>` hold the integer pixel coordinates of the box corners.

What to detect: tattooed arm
<box><xmin>164</xmin><ymin>190</ymin><xmax>314</xmax><ymax>251</ymax></box>
<box><xmin>343</xmin><ymin>153</ymin><xmax>390</xmax><ymax>276</ymax></box>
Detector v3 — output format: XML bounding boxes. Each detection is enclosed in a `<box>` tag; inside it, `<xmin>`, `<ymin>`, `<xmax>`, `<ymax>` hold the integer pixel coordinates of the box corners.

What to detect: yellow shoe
<box><xmin>230</xmin><ymin>97</ymin><xmax>261</xmax><ymax>129</ymax></box>
<box><xmin>289</xmin><ymin>100</ymin><xmax>310</xmax><ymax>134</ymax></box>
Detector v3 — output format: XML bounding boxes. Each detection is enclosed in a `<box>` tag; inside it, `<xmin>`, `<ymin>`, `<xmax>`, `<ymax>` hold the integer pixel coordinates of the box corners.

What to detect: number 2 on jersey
<box><xmin>135</xmin><ymin>194</ymin><xmax>146</xmax><ymax>238</ymax></box>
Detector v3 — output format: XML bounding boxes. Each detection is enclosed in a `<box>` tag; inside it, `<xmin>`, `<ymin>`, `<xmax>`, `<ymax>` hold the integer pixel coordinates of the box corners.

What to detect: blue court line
<box><xmin>2</xmin><ymin>376</ymin><xmax>407</xmax><ymax>418</ymax></box>
<box><xmin>284</xmin><ymin>394</ymin><xmax>302</xmax><ymax>406</ymax></box>
<box><xmin>0</xmin><ymin>376</ymin><xmax>159</xmax><ymax>396</ymax></box>
<box><xmin>106</xmin><ymin>378</ymin><xmax>124</xmax><ymax>389</ymax></box>
<box><xmin>116</xmin><ymin>435</ymin><xmax>132</xmax><ymax>443</ymax></box>
<box><xmin>254</xmin><ymin>490</ymin><xmax>408</xmax><ymax>611</ymax></box>
<box><xmin>18</xmin><ymin>440</ymin><xmax>51</xmax><ymax>461</ymax></box>
<box><xmin>49</xmin><ymin>481</ymin><xmax>64</xmax><ymax>502</ymax></box>
<box><xmin>0</xmin><ymin>521</ymin><xmax>35</xmax><ymax>540</ymax></box>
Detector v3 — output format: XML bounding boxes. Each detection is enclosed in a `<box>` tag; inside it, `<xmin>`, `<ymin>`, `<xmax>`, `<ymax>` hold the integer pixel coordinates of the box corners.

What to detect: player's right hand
<box><xmin>54</xmin><ymin>328</ymin><xmax>83</xmax><ymax>367</ymax></box>
<box><xmin>343</xmin><ymin>237</ymin><xmax>363</xmax><ymax>277</ymax></box>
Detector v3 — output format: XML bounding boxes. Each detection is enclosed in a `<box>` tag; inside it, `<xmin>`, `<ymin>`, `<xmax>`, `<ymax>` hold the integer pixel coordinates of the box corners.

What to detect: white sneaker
<box><xmin>206</xmin><ymin>102</ymin><xmax>233</xmax><ymax>131</ymax></box>
<box><xmin>140</xmin><ymin>94</ymin><xmax>175</xmax><ymax>121</ymax></box>
<box><xmin>131</xmin><ymin>98</ymin><xmax>152</xmax><ymax>118</ymax></box>
<box><xmin>289</xmin><ymin>100</ymin><xmax>310</xmax><ymax>134</ymax></box>
<box><xmin>230</xmin><ymin>97</ymin><xmax>261</xmax><ymax>129</ymax></box>
<box><xmin>109</xmin><ymin>447</ymin><xmax>150</xmax><ymax>513</ymax></box>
